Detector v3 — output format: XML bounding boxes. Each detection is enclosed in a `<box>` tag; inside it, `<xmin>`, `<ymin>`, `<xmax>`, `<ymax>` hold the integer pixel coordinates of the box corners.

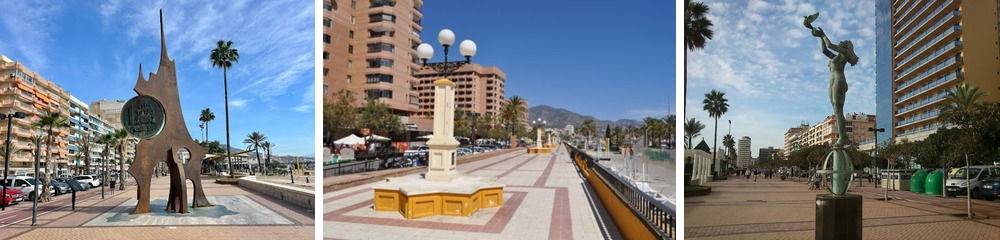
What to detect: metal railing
<box><xmin>567</xmin><ymin>144</ymin><xmax>675</xmax><ymax>239</ymax></box>
<box><xmin>323</xmin><ymin>151</ymin><xmax>410</xmax><ymax>177</ymax></box>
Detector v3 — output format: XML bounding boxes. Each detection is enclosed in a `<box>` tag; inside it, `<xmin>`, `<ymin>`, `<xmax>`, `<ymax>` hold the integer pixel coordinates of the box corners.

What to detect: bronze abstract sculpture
<box><xmin>804</xmin><ymin>12</ymin><xmax>859</xmax><ymax>196</ymax></box>
<box><xmin>124</xmin><ymin>10</ymin><xmax>211</xmax><ymax>214</ymax></box>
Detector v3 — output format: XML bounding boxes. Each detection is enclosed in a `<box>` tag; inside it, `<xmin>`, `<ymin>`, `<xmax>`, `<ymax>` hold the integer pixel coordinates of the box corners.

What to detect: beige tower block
<box><xmin>425</xmin><ymin>79</ymin><xmax>460</xmax><ymax>182</ymax></box>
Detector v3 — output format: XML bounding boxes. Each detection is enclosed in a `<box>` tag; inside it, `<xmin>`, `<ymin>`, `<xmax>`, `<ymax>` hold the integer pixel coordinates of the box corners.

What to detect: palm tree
<box><xmin>32</xmin><ymin>110</ymin><xmax>69</xmax><ymax>202</ymax></box>
<box><xmin>199</xmin><ymin>108</ymin><xmax>215</xmax><ymax>142</ymax></box>
<box><xmin>579</xmin><ymin>119</ymin><xmax>597</xmax><ymax>150</ymax></box>
<box><xmin>664</xmin><ymin>115</ymin><xmax>677</xmax><ymax>148</ymax></box>
<box><xmin>95</xmin><ymin>133</ymin><xmax>114</xmax><ymax>195</ymax></box>
<box><xmin>211</xmin><ymin>40</ymin><xmax>239</xmax><ymax>177</ymax></box>
<box><xmin>500</xmin><ymin>96</ymin><xmax>527</xmax><ymax>144</ymax></box>
<box><xmin>642</xmin><ymin>117</ymin><xmax>665</xmax><ymax>148</ymax></box>
<box><xmin>722</xmin><ymin>133</ymin><xmax>735</xmax><ymax>166</ymax></box>
<box><xmin>703</xmin><ymin>90</ymin><xmax>728</xmax><ymax>174</ymax></box>
<box><xmin>112</xmin><ymin>129</ymin><xmax>128</xmax><ymax>190</ymax></box>
<box><xmin>76</xmin><ymin>133</ymin><xmax>93</xmax><ymax>175</ymax></box>
<box><xmin>261</xmin><ymin>141</ymin><xmax>273</xmax><ymax>174</ymax></box>
<box><xmin>243</xmin><ymin>132</ymin><xmax>266</xmax><ymax>175</ymax></box>
<box><xmin>940</xmin><ymin>84</ymin><xmax>986</xmax><ymax>127</ymax></box>
<box><xmin>684</xmin><ymin>118</ymin><xmax>705</xmax><ymax>149</ymax></box>
<box><xmin>684</xmin><ymin>0</ymin><xmax>714</xmax><ymax>112</ymax></box>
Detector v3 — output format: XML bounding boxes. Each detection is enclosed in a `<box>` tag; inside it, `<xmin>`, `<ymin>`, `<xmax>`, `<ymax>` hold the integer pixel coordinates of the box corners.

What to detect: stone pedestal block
<box><xmin>816</xmin><ymin>194</ymin><xmax>862</xmax><ymax>240</ymax></box>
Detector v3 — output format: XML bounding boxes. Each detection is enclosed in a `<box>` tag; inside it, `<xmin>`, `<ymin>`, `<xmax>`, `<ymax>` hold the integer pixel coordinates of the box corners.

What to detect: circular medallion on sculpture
<box><xmin>121</xmin><ymin>95</ymin><xmax>166</xmax><ymax>139</ymax></box>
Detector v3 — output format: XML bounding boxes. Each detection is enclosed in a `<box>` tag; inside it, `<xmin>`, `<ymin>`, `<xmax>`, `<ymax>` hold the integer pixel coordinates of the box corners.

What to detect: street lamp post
<box><xmin>416</xmin><ymin>29</ymin><xmax>477</xmax><ymax>78</ymax></box>
<box><xmin>868</xmin><ymin>127</ymin><xmax>885</xmax><ymax>200</ymax></box>
<box><xmin>31</xmin><ymin>136</ymin><xmax>39</xmax><ymax>226</ymax></box>
<box><xmin>1</xmin><ymin>111</ymin><xmax>25</xmax><ymax>211</ymax></box>
<box><xmin>531</xmin><ymin>118</ymin><xmax>546</xmax><ymax>149</ymax></box>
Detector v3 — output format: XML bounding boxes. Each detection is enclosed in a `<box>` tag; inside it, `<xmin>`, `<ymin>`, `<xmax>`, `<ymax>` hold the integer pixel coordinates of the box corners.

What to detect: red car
<box><xmin>2</xmin><ymin>187</ymin><xmax>24</xmax><ymax>206</ymax></box>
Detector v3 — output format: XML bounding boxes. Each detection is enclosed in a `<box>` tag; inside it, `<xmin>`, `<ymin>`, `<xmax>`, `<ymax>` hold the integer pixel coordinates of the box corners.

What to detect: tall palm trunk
<box><xmin>712</xmin><ymin>117</ymin><xmax>718</xmax><ymax>176</ymax></box>
<box><xmin>254</xmin><ymin>146</ymin><xmax>262</xmax><ymax>175</ymax></box>
<box><xmin>223</xmin><ymin>68</ymin><xmax>233</xmax><ymax>177</ymax></box>
<box><xmin>41</xmin><ymin>131</ymin><xmax>54</xmax><ymax>202</ymax></box>
<box><xmin>118</xmin><ymin>142</ymin><xmax>125</xmax><ymax>190</ymax></box>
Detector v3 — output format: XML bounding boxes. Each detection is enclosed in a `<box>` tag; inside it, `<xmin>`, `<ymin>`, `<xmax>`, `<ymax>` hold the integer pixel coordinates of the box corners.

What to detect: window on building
<box><xmin>348</xmin><ymin>45</ymin><xmax>354</xmax><ymax>54</ymax></box>
<box><xmin>323</xmin><ymin>68</ymin><xmax>329</xmax><ymax>76</ymax></box>
<box><xmin>323</xmin><ymin>51</ymin><xmax>330</xmax><ymax>60</ymax></box>
<box><xmin>350</xmin><ymin>16</ymin><xmax>356</xmax><ymax>24</ymax></box>
<box><xmin>347</xmin><ymin>75</ymin><xmax>352</xmax><ymax>83</ymax></box>
<box><xmin>323</xmin><ymin>18</ymin><xmax>332</xmax><ymax>27</ymax></box>
<box><xmin>365</xmin><ymin>89</ymin><xmax>392</xmax><ymax>99</ymax></box>
<box><xmin>323</xmin><ymin>84</ymin><xmax>329</xmax><ymax>94</ymax></box>
<box><xmin>351</xmin><ymin>0</ymin><xmax>357</xmax><ymax>9</ymax></box>
<box><xmin>366</xmin><ymin>43</ymin><xmax>394</xmax><ymax>53</ymax></box>
<box><xmin>347</xmin><ymin>60</ymin><xmax>352</xmax><ymax>68</ymax></box>
<box><xmin>349</xmin><ymin>30</ymin><xmax>354</xmax><ymax>39</ymax></box>
<box><xmin>366</xmin><ymin>74</ymin><xmax>393</xmax><ymax>84</ymax></box>
<box><xmin>371</xmin><ymin>0</ymin><xmax>396</xmax><ymax>8</ymax></box>
<box><xmin>366</xmin><ymin>58</ymin><xmax>394</xmax><ymax>68</ymax></box>
<box><xmin>323</xmin><ymin>34</ymin><xmax>331</xmax><ymax>44</ymax></box>
<box><xmin>324</xmin><ymin>0</ymin><xmax>336</xmax><ymax>11</ymax></box>
<box><xmin>369</xmin><ymin>13</ymin><xmax>396</xmax><ymax>23</ymax></box>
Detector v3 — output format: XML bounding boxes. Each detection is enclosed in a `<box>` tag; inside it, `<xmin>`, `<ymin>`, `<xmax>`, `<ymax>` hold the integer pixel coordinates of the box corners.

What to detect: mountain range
<box><xmin>528</xmin><ymin>105</ymin><xmax>644</xmax><ymax>129</ymax></box>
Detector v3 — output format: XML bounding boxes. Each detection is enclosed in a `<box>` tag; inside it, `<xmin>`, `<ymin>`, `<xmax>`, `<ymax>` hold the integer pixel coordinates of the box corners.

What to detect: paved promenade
<box><xmin>0</xmin><ymin>176</ymin><xmax>314</xmax><ymax>239</ymax></box>
<box><xmin>685</xmin><ymin>177</ymin><xmax>1000</xmax><ymax>239</ymax></box>
<box><xmin>324</xmin><ymin>146</ymin><xmax>622</xmax><ymax>239</ymax></box>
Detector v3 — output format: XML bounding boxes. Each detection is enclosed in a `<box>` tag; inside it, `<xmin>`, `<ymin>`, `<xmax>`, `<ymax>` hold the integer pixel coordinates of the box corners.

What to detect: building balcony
<box><xmin>894</xmin><ymin>0</ymin><xmax>954</xmax><ymax>41</ymax></box>
<box><xmin>895</xmin><ymin>46</ymin><xmax>960</xmax><ymax>83</ymax></box>
<box><xmin>895</xmin><ymin>7</ymin><xmax>958</xmax><ymax>51</ymax></box>
<box><xmin>895</xmin><ymin>109</ymin><xmax>940</xmax><ymax>129</ymax></box>
<box><xmin>895</xmin><ymin>40</ymin><xmax>960</xmax><ymax>76</ymax></box>
<box><xmin>895</xmin><ymin>92</ymin><xmax>947</xmax><ymax>116</ymax></box>
<box><xmin>894</xmin><ymin>73</ymin><xmax>958</xmax><ymax>103</ymax></box>
<box><xmin>368</xmin><ymin>20</ymin><xmax>394</xmax><ymax>32</ymax></box>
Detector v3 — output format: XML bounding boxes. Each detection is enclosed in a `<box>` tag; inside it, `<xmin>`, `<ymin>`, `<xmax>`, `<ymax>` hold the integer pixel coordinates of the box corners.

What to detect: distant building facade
<box><xmin>877</xmin><ymin>0</ymin><xmax>1000</xmax><ymax>143</ymax></box>
<box><xmin>737</xmin><ymin>136</ymin><xmax>752</xmax><ymax>167</ymax></box>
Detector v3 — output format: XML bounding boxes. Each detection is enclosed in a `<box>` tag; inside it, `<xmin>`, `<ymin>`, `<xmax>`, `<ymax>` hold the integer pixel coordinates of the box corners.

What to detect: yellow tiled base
<box><xmin>527</xmin><ymin>148</ymin><xmax>552</xmax><ymax>154</ymax></box>
<box><xmin>373</xmin><ymin>187</ymin><xmax>504</xmax><ymax>219</ymax></box>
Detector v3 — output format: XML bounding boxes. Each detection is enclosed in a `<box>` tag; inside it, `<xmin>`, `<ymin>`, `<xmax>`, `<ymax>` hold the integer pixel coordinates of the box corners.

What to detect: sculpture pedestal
<box><xmin>373</xmin><ymin>175</ymin><xmax>504</xmax><ymax>219</ymax></box>
<box><xmin>816</xmin><ymin>194</ymin><xmax>862</xmax><ymax>240</ymax></box>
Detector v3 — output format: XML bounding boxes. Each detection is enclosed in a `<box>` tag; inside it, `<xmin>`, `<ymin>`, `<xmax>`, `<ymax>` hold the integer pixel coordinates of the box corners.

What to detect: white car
<box><xmin>74</xmin><ymin>175</ymin><xmax>102</xmax><ymax>187</ymax></box>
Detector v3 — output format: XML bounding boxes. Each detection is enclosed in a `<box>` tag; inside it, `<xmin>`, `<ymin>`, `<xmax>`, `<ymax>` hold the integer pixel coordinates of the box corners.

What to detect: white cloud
<box><xmin>99</xmin><ymin>0</ymin><xmax>313</xmax><ymax>100</ymax></box>
<box><xmin>230</xmin><ymin>99</ymin><xmax>248</xmax><ymax>107</ymax></box>
<box><xmin>687</xmin><ymin>0</ymin><xmax>877</xmax><ymax>149</ymax></box>
<box><xmin>0</xmin><ymin>2</ymin><xmax>60</xmax><ymax>71</ymax></box>
<box><xmin>292</xmin><ymin>104</ymin><xmax>312</xmax><ymax>112</ymax></box>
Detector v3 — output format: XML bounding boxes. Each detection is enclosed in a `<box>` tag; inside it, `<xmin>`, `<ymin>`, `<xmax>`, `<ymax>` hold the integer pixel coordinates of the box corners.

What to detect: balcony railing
<box><xmin>566</xmin><ymin>144</ymin><xmax>675</xmax><ymax>239</ymax></box>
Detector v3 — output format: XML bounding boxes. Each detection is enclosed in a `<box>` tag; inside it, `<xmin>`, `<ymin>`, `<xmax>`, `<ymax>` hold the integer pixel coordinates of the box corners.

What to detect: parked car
<box><xmin>74</xmin><ymin>175</ymin><xmax>102</xmax><ymax>188</ymax></box>
<box><xmin>456</xmin><ymin>148</ymin><xmax>472</xmax><ymax>156</ymax></box>
<box><xmin>50</xmin><ymin>179</ymin><xmax>71</xmax><ymax>195</ymax></box>
<box><xmin>1</xmin><ymin>187</ymin><xmax>24</xmax><ymax>206</ymax></box>
<box><xmin>55</xmin><ymin>177</ymin><xmax>89</xmax><ymax>191</ymax></box>
<box><xmin>945</xmin><ymin>165</ymin><xmax>1000</xmax><ymax>198</ymax></box>
<box><xmin>1</xmin><ymin>176</ymin><xmax>50</xmax><ymax>200</ymax></box>
<box><xmin>980</xmin><ymin>175</ymin><xmax>1000</xmax><ymax>201</ymax></box>
<box><xmin>471</xmin><ymin>147</ymin><xmax>486</xmax><ymax>153</ymax></box>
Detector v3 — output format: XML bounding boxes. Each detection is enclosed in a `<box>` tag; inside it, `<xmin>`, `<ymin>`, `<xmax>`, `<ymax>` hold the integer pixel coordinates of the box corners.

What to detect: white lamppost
<box><xmin>416</xmin><ymin>29</ymin><xmax>477</xmax><ymax>182</ymax></box>
<box><xmin>532</xmin><ymin>118</ymin><xmax>546</xmax><ymax>149</ymax></box>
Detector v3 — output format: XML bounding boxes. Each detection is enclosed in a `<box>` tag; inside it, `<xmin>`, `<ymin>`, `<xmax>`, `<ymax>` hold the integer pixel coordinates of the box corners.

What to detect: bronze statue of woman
<box><xmin>805</xmin><ymin>13</ymin><xmax>859</xmax><ymax>147</ymax></box>
<box><xmin>804</xmin><ymin>13</ymin><xmax>859</xmax><ymax>196</ymax></box>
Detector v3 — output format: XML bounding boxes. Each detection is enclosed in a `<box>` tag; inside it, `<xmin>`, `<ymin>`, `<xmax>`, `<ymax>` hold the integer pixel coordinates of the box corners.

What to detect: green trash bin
<box><xmin>911</xmin><ymin>169</ymin><xmax>927</xmax><ymax>193</ymax></box>
<box><xmin>925</xmin><ymin>169</ymin><xmax>943</xmax><ymax>195</ymax></box>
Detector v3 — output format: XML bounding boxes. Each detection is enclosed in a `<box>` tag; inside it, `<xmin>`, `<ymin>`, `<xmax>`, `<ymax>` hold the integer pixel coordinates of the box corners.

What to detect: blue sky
<box><xmin>0</xmin><ymin>1</ymin><xmax>315</xmax><ymax>156</ymax></box>
<box><xmin>419</xmin><ymin>0</ymin><xmax>677</xmax><ymax>121</ymax></box>
<box><xmin>685</xmin><ymin>0</ymin><xmax>876</xmax><ymax>156</ymax></box>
